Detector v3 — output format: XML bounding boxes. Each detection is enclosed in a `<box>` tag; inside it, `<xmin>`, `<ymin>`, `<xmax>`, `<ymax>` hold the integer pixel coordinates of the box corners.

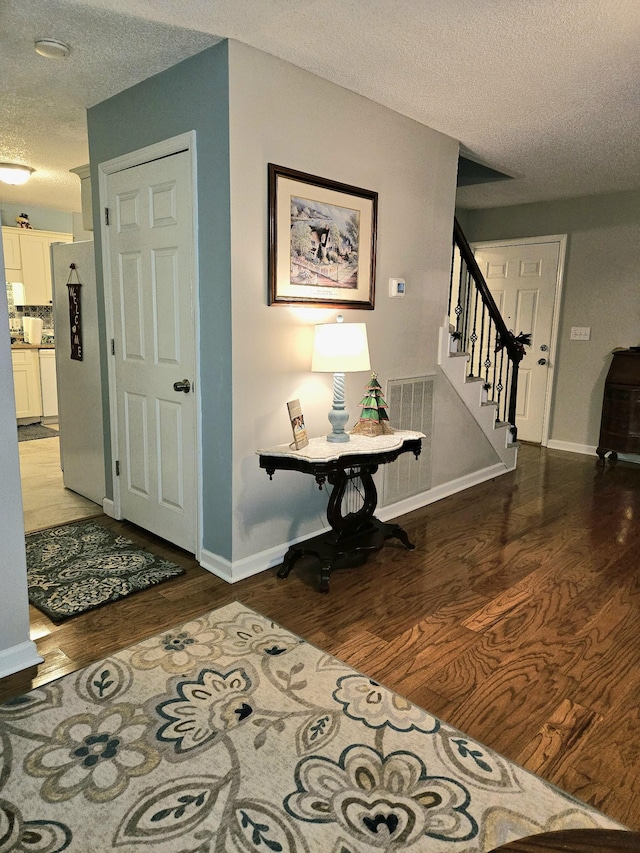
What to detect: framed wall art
<box><xmin>268</xmin><ymin>163</ymin><xmax>377</xmax><ymax>309</ymax></box>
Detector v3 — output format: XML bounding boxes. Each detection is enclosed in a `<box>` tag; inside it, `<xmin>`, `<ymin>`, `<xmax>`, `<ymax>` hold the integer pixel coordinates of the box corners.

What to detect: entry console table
<box><xmin>258</xmin><ymin>431</ymin><xmax>424</xmax><ymax>592</ymax></box>
<box><xmin>596</xmin><ymin>349</ymin><xmax>640</xmax><ymax>462</ymax></box>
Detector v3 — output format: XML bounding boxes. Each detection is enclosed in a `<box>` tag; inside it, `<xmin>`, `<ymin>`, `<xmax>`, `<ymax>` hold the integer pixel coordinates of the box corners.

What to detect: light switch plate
<box><xmin>389</xmin><ymin>277</ymin><xmax>405</xmax><ymax>298</ymax></box>
<box><xmin>570</xmin><ymin>326</ymin><xmax>591</xmax><ymax>341</ymax></box>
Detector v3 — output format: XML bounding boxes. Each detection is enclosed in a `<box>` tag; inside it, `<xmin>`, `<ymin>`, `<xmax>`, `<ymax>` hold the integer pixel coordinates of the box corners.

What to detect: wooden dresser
<box><xmin>596</xmin><ymin>349</ymin><xmax>640</xmax><ymax>462</ymax></box>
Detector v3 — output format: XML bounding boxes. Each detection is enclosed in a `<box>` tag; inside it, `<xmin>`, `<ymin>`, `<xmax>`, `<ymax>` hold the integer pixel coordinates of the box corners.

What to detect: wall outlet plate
<box><xmin>389</xmin><ymin>277</ymin><xmax>405</xmax><ymax>297</ymax></box>
<box><xmin>570</xmin><ymin>326</ymin><xmax>591</xmax><ymax>340</ymax></box>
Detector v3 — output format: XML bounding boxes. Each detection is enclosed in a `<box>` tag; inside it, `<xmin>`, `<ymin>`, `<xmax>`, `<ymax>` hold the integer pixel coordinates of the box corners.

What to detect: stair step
<box><xmin>439</xmin><ymin>320</ymin><xmax>518</xmax><ymax>471</ymax></box>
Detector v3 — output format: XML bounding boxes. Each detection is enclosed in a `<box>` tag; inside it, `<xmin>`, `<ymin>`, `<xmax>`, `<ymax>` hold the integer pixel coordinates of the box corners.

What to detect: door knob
<box><xmin>173</xmin><ymin>379</ymin><xmax>191</xmax><ymax>393</ymax></box>
<box><xmin>538</xmin><ymin>358</ymin><xmax>547</xmax><ymax>366</ymax></box>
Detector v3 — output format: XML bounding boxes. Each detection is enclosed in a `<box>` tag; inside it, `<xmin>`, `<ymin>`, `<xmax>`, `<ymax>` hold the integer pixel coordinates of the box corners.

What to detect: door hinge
<box><xmin>111</xmin><ymin>338</ymin><xmax>115</xmax><ymax>355</ymax></box>
<box><xmin>115</xmin><ymin>460</ymin><xmax>120</xmax><ymax>476</ymax></box>
<box><xmin>104</xmin><ymin>207</ymin><xmax>110</xmax><ymax>226</ymax></box>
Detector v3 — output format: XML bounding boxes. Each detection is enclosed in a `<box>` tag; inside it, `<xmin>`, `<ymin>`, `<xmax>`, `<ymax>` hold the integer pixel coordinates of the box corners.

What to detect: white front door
<box><xmin>105</xmin><ymin>148</ymin><xmax>197</xmax><ymax>552</ymax></box>
<box><xmin>473</xmin><ymin>237</ymin><xmax>565</xmax><ymax>444</ymax></box>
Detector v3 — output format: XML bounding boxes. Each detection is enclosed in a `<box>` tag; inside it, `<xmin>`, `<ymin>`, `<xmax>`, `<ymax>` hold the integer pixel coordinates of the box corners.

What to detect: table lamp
<box><xmin>312</xmin><ymin>316</ymin><xmax>371</xmax><ymax>442</ymax></box>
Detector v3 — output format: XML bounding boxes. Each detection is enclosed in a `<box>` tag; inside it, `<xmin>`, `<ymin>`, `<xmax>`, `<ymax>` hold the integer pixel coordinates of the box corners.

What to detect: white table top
<box><xmin>257</xmin><ymin>429</ymin><xmax>425</xmax><ymax>463</ymax></box>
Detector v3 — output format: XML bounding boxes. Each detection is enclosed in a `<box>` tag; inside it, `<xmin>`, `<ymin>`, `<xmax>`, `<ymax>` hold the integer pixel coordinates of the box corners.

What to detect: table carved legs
<box><xmin>277</xmin><ymin>463</ymin><xmax>415</xmax><ymax>592</ymax></box>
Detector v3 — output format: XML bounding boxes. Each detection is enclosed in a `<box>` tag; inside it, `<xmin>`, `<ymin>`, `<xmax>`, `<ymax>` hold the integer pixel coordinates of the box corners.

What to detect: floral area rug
<box><xmin>25</xmin><ymin>521</ymin><xmax>185</xmax><ymax>622</ymax></box>
<box><xmin>0</xmin><ymin>602</ymin><xmax>624</xmax><ymax>851</ymax></box>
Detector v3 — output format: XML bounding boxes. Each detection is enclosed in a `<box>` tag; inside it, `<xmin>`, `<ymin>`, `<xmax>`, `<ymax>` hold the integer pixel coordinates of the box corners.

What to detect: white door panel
<box><xmin>474</xmin><ymin>240</ymin><xmax>563</xmax><ymax>444</ymax></box>
<box><xmin>157</xmin><ymin>398</ymin><xmax>184</xmax><ymax>509</ymax></box>
<box><xmin>124</xmin><ymin>391</ymin><xmax>149</xmax><ymax>496</ymax></box>
<box><xmin>491</xmin><ymin>288</ymin><xmax>505</xmax><ymax>314</ymax></box>
<box><xmin>107</xmin><ymin>149</ymin><xmax>196</xmax><ymax>551</ymax></box>
<box><xmin>516</xmin><ymin>367</ymin><xmax>532</xmax><ymax>420</ymax></box>
<box><xmin>120</xmin><ymin>253</ymin><xmax>145</xmax><ymax>359</ymax></box>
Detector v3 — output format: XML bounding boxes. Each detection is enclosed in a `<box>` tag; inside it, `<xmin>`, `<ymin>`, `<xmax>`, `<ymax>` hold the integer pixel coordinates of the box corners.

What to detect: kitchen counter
<box><xmin>10</xmin><ymin>342</ymin><xmax>54</xmax><ymax>349</ymax></box>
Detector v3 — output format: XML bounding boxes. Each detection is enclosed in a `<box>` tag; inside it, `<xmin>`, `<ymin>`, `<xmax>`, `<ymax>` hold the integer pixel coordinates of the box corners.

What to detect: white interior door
<box><xmin>473</xmin><ymin>238</ymin><xmax>565</xmax><ymax>444</ymax></box>
<box><xmin>106</xmin><ymin>149</ymin><xmax>197</xmax><ymax>552</ymax></box>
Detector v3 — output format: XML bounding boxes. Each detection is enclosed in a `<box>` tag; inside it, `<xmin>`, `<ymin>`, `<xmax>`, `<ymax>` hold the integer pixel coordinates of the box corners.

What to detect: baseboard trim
<box><xmin>0</xmin><ymin>640</ymin><xmax>43</xmax><ymax>679</ymax></box>
<box><xmin>102</xmin><ymin>498</ymin><xmax>117</xmax><ymax>518</ymax></box>
<box><xmin>546</xmin><ymin>439</ymin><xmax>640</xmax><ymax>465</ymax></box>
<box><xmin>198</xmin><ymin>549</ymin><xmax>234</xmax><ymax>582</ymax></box>
<box><xmin>378</xmin><ymin>462</ymin><xmax>510</xmax><ymax>522</ymax></box>
<box><xmin>199</xmin><ymin>527</ymin><xmax>330</xmax><ymax>584</ymax></box>
<box><xmin>547</xmin><ymin>440</ymin><xmax>597</xmax><ymax>457</ymax></box>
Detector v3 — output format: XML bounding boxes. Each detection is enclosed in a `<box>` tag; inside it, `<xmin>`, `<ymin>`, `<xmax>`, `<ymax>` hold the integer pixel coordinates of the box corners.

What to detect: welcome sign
<box><xmin>66</xmin><ymin>263</ymin><xmax>82</xmax><ymax>361</ymax></box>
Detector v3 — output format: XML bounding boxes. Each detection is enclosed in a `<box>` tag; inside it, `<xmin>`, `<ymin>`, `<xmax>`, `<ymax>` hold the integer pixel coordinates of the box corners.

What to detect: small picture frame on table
<box><xmin>287</xmin><ymin>399</ymin><xmax>309</xmax><ymax>450</ymax></box>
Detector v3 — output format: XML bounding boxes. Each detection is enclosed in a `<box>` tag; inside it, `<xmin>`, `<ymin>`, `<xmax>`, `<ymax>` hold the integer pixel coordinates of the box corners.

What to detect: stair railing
<box><xmin>449</xmin><ymin>218</ymin><xmax>524</xmax><ymax>441</ymax></box>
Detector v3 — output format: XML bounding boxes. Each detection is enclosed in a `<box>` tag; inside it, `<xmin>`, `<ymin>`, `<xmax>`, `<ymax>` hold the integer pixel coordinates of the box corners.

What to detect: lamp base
<box><xmin>327</xmin><ymin>405</ymin><xmax>350</xmax><ymax>442</ymax></box>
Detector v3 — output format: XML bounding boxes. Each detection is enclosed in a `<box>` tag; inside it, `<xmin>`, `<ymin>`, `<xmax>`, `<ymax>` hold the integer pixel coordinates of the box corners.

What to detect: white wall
<box><xmin>226</xmin><ymin>41</ymin><xmax>496</xmax><ymax>568</ymax></box>
<box><xmin>0</xmin><ymin>241</ymin><xmax>42</xmax><ymax>677</ymax></box>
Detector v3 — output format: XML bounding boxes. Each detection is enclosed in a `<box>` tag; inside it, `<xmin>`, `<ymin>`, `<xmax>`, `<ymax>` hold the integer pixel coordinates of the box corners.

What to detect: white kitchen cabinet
<box><xmin>11</xmin><ymin>349</ymin><xmax>42</xmax><ymax>420</ymax></box>
<box><xmin>2</xmin><ymin>227</ymin><xmax>72</xmax><ymax>304</ymax></box>
<box><xmin>2</xmin><ymin>228</ymin><xmax>22</xmax><ymax>279</ymax></box>
<box><xmin>20</xmin><ymin>233</ymin><xmax>55</xmax><ymax>305</ymax></box>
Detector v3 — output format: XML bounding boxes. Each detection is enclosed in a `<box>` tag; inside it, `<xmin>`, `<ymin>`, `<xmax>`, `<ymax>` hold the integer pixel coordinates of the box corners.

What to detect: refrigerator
<box><xmin>51</xmin><ymin>240</ymin><xmax>106</xmax><ymax>506</ymax></box>
<box><xmin>38</xmin><ymin>348</ymin><xmax>58</xmax><ymax>421</ymax></box>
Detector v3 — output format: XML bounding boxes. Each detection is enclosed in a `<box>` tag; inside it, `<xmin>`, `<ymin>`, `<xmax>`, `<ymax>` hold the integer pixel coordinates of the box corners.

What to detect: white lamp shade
<box><xmin>312</xmin><ymin>321</ymin><xmax>371</xmax><ymax>373</ymax></box>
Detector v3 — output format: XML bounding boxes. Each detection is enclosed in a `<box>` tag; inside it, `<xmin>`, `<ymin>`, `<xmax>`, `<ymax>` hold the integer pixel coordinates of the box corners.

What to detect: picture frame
<box><xmin>268</xmin><ymin>164</ymin><xmax>377</xmax><ymax>309</ymax></box>
<box><xmin>287</xmin><ymin>399</ymin><xmax>309</xmax><ymax>450</ymax></box>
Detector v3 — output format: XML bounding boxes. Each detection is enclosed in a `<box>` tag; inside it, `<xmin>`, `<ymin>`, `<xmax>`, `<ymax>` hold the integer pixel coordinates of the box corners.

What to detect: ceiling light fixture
<box><xmin>0</xmin><ymin>163</ymin><xmax>35</xmax><ymax>185</ymax></box>
<box><xmin>34</xmin><ymin>38</ymin><xmax>71</xmax><ymax>59</ymax></box>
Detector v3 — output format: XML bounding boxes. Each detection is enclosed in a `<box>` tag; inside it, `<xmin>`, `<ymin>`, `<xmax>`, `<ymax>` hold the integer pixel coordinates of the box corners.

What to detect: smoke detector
<box><xmin>34</xmin><ymin>39</ymin><xmax>71</xmax><ymax>59</ymax></box>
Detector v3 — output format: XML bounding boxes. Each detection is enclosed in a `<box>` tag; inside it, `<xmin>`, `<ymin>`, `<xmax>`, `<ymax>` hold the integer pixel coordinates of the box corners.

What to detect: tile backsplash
<box><xmin>6</xmin><ymin>282</ymin><xmax>54</xmax><ymax>333</ymax></box>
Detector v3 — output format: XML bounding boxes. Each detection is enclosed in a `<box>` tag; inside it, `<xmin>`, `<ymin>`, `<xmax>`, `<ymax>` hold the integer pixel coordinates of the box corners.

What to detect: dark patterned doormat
<box><xmin>26</xmin><ymin>521</ymin><xmax>186</xmax><ymax>622</ymax></box>
<box><xmin>17</xmin><ymin>423</ymin><xmax>59</xmax><ymax>441</ymax></box>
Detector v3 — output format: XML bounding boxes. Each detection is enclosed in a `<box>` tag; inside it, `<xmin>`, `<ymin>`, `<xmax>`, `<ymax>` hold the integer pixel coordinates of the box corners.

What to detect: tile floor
<box><xmin>18</xmin><ymin>432</ymin><xmax>103</xmax><ymax>533</ymax></box>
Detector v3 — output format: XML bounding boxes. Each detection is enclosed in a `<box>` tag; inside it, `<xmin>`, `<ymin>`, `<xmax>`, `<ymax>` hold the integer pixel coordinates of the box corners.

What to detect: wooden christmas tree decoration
<box><xmin>351</xmin><ymin>373</ymin><xmax>394</xmax><ymax>436</ymax></box>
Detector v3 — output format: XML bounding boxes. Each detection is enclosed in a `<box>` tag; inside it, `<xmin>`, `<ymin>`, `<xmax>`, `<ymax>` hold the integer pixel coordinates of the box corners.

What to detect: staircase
<box><xmin>440</xmin><ymin>218</ymin><xmax>522</xmax><ymax>471</ymax></box>
<box><xmin>438</xmin><ymin>319</ymin><xmax>518</xmax><ymax>470</ymax></box>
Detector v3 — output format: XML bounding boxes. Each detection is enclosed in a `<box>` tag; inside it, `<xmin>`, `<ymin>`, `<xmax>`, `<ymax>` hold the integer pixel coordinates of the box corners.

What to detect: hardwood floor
<box><xmin>2</xmin><ymin>444</ymin><xmax>640</xmax><ymax>829</ymax></box>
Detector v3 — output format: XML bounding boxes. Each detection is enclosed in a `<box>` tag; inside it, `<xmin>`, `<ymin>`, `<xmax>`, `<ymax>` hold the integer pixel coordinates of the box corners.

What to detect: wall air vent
<box><xmin>382</xmin><ymin>376</ymin><xmax>434</xmax><ymax>506</ymax></box>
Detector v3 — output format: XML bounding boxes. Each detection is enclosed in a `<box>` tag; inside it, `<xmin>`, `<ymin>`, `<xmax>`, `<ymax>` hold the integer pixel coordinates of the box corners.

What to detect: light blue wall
<box><xmin>1</xmin><ymin>205</ymin><xmax>73</xmax><ymax>232</ymax></box>
<box><xmin>87</xmin><ymin>41</ymin><xmax>233</xmax><ymax>559</ymax></box>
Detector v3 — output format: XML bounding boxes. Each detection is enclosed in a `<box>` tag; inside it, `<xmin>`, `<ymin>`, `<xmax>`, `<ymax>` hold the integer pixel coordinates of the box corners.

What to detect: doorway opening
<box><xmin>18</xmin><ymin>431</ymin><xmax>102</xmax><ymax>535</ymax></box>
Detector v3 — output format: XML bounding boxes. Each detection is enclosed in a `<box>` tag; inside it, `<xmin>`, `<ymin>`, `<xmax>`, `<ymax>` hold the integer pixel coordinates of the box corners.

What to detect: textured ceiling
<box><xmin>0</xmin><ymin>0</ymin><xmax>220</xmax><ymax>212</ymax></box>
<box><xmin>1</xmin><ymin>0</ymin><xmax>639</xmax><ymax>214</ymax></box>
